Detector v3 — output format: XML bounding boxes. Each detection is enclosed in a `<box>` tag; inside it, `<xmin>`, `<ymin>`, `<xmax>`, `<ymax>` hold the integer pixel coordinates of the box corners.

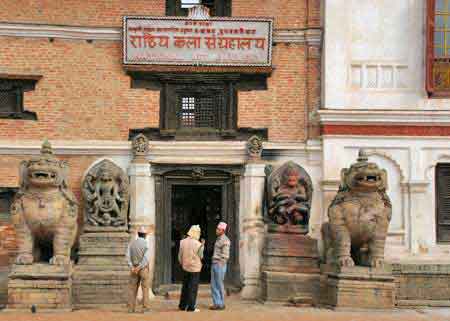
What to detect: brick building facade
<box><xmin>0</xmin><ymin>0</ymin><xmax>322</xmax><ymax>304</ymax></box>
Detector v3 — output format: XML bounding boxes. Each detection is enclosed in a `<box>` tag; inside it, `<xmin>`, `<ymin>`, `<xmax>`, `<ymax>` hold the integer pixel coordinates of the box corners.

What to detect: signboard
<box><xmin>123</xmin><ymin>16</ymin><xmax>273</xmax><ymax>67</ymax></box>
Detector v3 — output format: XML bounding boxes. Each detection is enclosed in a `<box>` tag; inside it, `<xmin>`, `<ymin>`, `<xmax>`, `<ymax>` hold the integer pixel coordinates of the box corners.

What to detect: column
<box><xmin>128</xmin><ymin>134</ymin><xmax>156</xmax><ymax>298</ymax></box>
<box><xmin>240</xmin><ymin>162</ymin><xmax>266</xmax><ymax>300</ymax></box>
<box><xmin>407</xmin><ymin>180</ymin><xmax>430</xmax><ymax>255</ymax></box>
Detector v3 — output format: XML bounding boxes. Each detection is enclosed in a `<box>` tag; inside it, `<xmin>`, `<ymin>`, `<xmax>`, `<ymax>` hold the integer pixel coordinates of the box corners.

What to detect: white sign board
<box><xmin>123</xmin><ymin>16</ymin><xmax>273</xmax><ymax>67</ymax></box>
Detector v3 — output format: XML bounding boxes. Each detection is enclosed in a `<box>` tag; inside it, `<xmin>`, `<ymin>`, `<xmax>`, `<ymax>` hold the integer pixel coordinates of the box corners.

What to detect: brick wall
<box><xmin>0</xmin><ymin>0</ymin><xmax>319</xmax><ymax>29</ymax></box>
<box><xmin>0</xmin><ymin>0</ymin><xmax>322</xmax><ymax>266</ymax></box>
<box><xmin>0</xmin><ymin>0</ymin><xmax>321</xmax><ymax>142</ymax></box>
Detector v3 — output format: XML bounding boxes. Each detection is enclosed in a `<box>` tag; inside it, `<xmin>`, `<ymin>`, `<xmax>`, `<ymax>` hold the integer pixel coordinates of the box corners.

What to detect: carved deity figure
<box><xmin>82</xmin><ymin>160</ymin><xmax>129</xmax><ymax>227</ymax></box>
<box><xmin>247</xmin><ymin>135</ymin><xmax>263</xmax><ymax>160</ymax></box>
<box><xmin>322</xmin><ymin>150</ymin><xmax>392</xmax><ymax>268</ymax></box>
<box><xmin>266</xmin><ymin>162</ymin><xmax>313</xmax><ymax>230</ymax></box>
<box><xmin>10</xmin><ymin>140</ymin><xmax>78</xmax><ymax>265</ymax></box>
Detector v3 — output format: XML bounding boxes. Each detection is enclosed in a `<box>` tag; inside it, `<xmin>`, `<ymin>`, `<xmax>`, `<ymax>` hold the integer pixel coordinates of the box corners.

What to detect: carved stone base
<box><xmin>321</xmin><ymin>265</ymin><xmax>395</xmax><ymax>309</ymax></box>
<box><xmin>72</xmin><ymin>232</ymin><xmax>129</xmax><ymax>308</ymax></box>
<box><xmin>392</xmin><ymin>262</ymin><xmax>450</xmax><ymax>307</ymax></box>
<box><xmin>262</xmin><ymin>271</ymin><xmax>320</xmax><ymax>303</ymax></box>
<box><xmin>7</xmin><ymin>263</ymin><xmax>72</xmax><ymax>310</ymax></box>
<box><xmin>261</xmin><ymin>226</ymin><xmax>320</xmax><ymax>304</ymax></box>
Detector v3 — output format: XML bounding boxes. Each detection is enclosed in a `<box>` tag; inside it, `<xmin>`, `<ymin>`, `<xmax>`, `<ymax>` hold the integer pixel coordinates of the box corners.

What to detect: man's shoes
<box><xmin>128</xmin><ymin>308</ymin><xmax>135</xmax><ymax>313</ymax></box>
<box><xmin>186</xmin><ymin>308</ymin><xmax>200</xmax><ymax>312</ymax></box>
<box><xmin>142</xmin><ymin>308</ymin><xmax>151</xmax><ymax>313</ymax></box>
<box><xmin>209</xmin><ymin>305</ymin><xmax>225</xmax><ymax>310</ymax></box>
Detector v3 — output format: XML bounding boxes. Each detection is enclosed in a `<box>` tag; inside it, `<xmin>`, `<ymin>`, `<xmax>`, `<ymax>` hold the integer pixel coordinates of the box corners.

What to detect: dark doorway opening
<box><xmin>171</xmin><ymin>185</ymin><xmax>222</xmax><ymax>283</ymax></box>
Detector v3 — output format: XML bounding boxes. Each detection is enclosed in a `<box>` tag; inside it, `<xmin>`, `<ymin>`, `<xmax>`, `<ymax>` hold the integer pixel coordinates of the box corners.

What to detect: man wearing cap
<box><xmin>178</xmin><ymin>225</ymin><xmax>205</xmax><ymax>312</ymax></box>
<box><xmin>209</xmin><ymin>222</ymin><xmax>230</xmax><ymax>310</ymax></box>
<box><xmin>126</xmin><ymin>226</ymin><xmax>151</xmax><ymax>313</ymax></box>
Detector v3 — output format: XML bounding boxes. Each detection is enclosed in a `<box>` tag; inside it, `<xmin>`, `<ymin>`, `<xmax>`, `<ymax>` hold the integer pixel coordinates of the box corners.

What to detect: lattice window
<box><xmin>178</xmin><ymin>94</ymin><xmax>220</xmax><ymax>128</ymax></box>
<box><xmin>166</xmin><ymin>0</ymin><xmax>231</xmax><ymax>17</ymax></box>
<box><xmin>436</xmin><ymin>163</ymin><xmax>450</xmax><ymax>242</ymax></box>
<box><xmin>427</xmin><ymin>0</ymin><xmax>450</xmax><ymax>95</ymax></box>
<box><xmin>0</xmin><ymin>87</ymin><xmax>21</xmax><ymax>113</ymax></box>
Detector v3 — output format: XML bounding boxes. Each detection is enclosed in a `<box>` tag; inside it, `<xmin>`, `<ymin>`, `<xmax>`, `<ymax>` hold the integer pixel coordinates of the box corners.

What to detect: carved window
<box><xmin>0</xmin><ymin>78</ymin><xmax>39</xmax><ymax>120</ymax></box>
<box><xmin>426</xmin><ymin>0</ymin><xmax>450</xmax><ymax>96</ymax></box>
<box><xmin>178</xmin><ymin>94</ymin><xmax>222</xmax><ymax>128</ymax></box>
<box><xmin>166</xmin><ymin>0</ymin><xmax>231</xmax><ymax>17</ymax></box>
<box><xmin>436</xmin><ymin>163</ymin><xmax>450</xmax><ymax>242</ymax></box>
<box><xmin>161</xmin><ymin>81</ymin><xmax>234</xmax><ymax>135</ymax></box>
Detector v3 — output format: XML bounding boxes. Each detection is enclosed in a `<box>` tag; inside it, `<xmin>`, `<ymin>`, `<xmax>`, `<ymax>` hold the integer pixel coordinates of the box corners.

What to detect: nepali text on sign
<box><xmin>123</xmin><ymin>17</ymin><xmax>273</xmax><ymax>67</ymax></box>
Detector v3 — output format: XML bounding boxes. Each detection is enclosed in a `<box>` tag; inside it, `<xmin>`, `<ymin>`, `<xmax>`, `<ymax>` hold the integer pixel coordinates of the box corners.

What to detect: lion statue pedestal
<box><xmin>261</xmin><ymin>162</ymin><xmax>320</xmax><ymax>305</ymax></box>
<box><xmin>320</xmin><ymin>150</ymin><xmax>395</xmax><ymax>309</ymax></box>
<box><xmin>7</xmin><ymin>140</ymin><xmax>78</xmax><ymax>311</ymax></box>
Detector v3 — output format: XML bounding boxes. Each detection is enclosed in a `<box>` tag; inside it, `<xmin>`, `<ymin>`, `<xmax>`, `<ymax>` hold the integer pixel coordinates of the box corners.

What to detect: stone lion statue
<box><xmin>322</xmin><ymin>150</ymin><xmax>392</xmax><ymax>268</ymax></box>
<box><xmin>10</xmin><ymin>140</ymin><xmax>78</xmax><ymax>265</ymax></box>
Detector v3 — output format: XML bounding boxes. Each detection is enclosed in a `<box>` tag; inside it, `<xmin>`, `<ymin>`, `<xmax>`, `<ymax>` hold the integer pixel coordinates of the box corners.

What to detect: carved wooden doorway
<box><xmin>152</xmin><ymin>164</ymin><xmax>242</xmax><ymax>293</ymax></box>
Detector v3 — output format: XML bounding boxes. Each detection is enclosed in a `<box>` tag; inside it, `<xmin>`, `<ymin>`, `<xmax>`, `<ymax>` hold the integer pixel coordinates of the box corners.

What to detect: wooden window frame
<box><xmin>0</xmin><ymin>76</ymin><xmax>41</xmax><ymax>120</ymax></box>
<box><xmin>166</xmin><ymin>0</ymin><xmax>231</xmax><ymax>17</ymax></box>
<box><xmin>426</xmin><ymin>0</ymin><xmax>450</xmax><ymax>97</ymax></box>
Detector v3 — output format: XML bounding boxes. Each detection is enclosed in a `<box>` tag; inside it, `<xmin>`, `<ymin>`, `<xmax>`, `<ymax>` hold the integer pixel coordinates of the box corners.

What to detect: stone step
<box><xmin>287</xmin><ymin>296</ymin><xmax>314</xmax><ymax>307</ymax></box>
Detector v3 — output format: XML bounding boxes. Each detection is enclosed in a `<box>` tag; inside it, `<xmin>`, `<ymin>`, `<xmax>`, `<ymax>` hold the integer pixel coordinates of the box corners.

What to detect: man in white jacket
<box><xmin>178</xmin><ymin>225</ymin><xmax>205</xmax><ymax>312</ymax></box>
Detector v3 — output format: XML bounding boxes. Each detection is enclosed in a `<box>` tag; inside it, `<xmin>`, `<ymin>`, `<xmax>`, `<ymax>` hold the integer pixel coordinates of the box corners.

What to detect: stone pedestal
<box><xmin>261</xmin><ymin>225</ymin><xmax>320</xmax><ymax>304</ymax></box>
<box><xmin>392</xmin><ymin>262</ymin><xmax>450</xmax><ymax>307</ymax></box>
<box><xmin>72</xmin><ymin>232</ymin><xmax>129</xmax><ymax>309</ymax></box>
<box><xmin>321</xmin><ymin>265</ymin><xmax>395</xmax><ymax>309</ymax></box>
<box><xmin>7</xmin><ymin>263</ymin><xmax>72</xmax><ymax>311</ymax></box>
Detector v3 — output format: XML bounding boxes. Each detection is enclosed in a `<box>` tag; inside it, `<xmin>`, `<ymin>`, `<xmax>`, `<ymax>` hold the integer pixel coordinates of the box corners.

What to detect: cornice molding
<box><xmin>0</xmin><ymin>22</ymin><xmax>322</xmax><ymax>45</ymax></box>
<box><xmin>318</xmin><ymin>109</ymin><xmax>450</xmax><ymax>125</ymax></box>
<box><xmin>0</xmin><ymin>140</ymin><xmax>323</xmax><ymax>163</ymax></box>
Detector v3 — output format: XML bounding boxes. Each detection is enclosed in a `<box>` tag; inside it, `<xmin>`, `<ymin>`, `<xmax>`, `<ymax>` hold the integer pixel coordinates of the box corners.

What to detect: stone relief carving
<box><xmin>82</xmin><ymin>160</ymin><xmax>129</xmax><ymax>228</ymax></box>
<box><xmin>132</xmin><ymin>133</ymin><xmax>149</xmax><ymax>157</ymax></box>
<box><xmin>10</xmin><ymin>140</ymin><xmax>78</xmax><ymax>265</ymax></box>
<box><xmin>247</xmin><ymin>135</ymin><xmax>263</xmax><ymax>160</ymax></box>
<box><xmin>266</xmin><ymin>161</ymin><xmax>313</xmax><ymax>232</ymax></box>
<box><xmin>322</xmin><ymin>150</ymin><xmax>392</xmax><ymax>268</ymax></box>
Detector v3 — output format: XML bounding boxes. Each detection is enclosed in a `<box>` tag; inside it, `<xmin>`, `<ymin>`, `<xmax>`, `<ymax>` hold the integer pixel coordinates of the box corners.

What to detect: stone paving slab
<box><xmin>2</xmin><ymin>296</ymin><xmax>450</xmax><ymax>321</ymax></box>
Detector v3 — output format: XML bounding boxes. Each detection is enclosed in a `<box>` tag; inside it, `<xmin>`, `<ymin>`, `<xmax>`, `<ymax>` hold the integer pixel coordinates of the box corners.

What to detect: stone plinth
<box><xmin>392</xmin><ymin>263</ymin><xmax>450</xmax><ymax>307</ymax></box>
<box><xmin>72</xmin><ymin>232</ymin><xmax>129</xmax><ymax>309</ymax></box>
<box><xmin>261</xmin><ymin>225</ymin><xmax>320</xmax><ymax>304</ymax></box>
<box><xmin>7</xmin><ymin>263</ymin><xmax>72</xmax><ymax>311</ymax></box>
<box><xmin>321</xmin><ymin>265</ymin><xmax>395</xmax><ymax>309</ymax></box>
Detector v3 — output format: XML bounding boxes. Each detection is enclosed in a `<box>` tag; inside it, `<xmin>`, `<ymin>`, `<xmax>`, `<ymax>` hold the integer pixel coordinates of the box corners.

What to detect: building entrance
<box><xmin>171</xmin><ymin>185</ymin><xmax>222</xmax><ymax>283</ymax></box>
<box><xmin>152</xmin><ymin>164</ymin><xmax>242</xmax><ymax>293</ymax></box>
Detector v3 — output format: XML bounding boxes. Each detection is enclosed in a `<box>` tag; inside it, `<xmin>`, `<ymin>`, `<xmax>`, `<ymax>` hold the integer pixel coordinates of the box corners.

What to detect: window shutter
<box><xmin>436</xmin><ymin>163</ymin><xmax>450</xmax><ymax>242</ymax></box>
<box><xmin>426</xmin><ymin>0</ymin><xmax>436</xmax><ymax>94</ymax></box>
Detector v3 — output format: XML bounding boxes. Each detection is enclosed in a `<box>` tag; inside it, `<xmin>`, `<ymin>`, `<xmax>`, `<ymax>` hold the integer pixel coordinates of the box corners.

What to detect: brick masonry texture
<box><xmin>0</xmin><ymin>0</ymin><xmax>322</xmax><ymax>268</ymax></box>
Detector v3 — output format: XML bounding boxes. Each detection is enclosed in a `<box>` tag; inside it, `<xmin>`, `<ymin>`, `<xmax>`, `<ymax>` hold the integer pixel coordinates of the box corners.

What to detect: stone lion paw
<box><xmin>49</xmin><ymin>255</ymin><xmax>69</xmax><ymax>265</ymax></box>
<box><xmin>337</xmin><ymin>256</ymin><xmax>355</xmax><ymax>267</ymax></box>
<box><xmin>369</xmin><ymin>257</ymin><xmax>384</xmax><ymax>268</ymax></box>
<box><xmin>15</xmin><ymin>254</ymin><xmax>33</xmax><ymax>265</ymax></box>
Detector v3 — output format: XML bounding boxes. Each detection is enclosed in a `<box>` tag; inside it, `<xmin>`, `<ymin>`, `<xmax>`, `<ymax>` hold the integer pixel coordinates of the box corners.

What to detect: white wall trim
<box><xmin>0</xmin><ymin>139</ymin><xmax>323</xmax><ymax>162</ymax></box>
<box><xmin>318</xmin><ymin>109</ymin><xmax>450</xmax><ymax>125</ymax></box>
<box><xmin>0</xmin><ymin>22</ymin><xmax>322</xmax><ymax>45</ymax></box>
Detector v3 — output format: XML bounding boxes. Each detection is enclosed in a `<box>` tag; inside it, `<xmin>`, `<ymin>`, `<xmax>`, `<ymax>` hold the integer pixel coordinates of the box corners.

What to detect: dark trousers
<box><xmin>178</xmin><ymin>271</ymin><xmax>200</xmax><ymax>311</ymax></box>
